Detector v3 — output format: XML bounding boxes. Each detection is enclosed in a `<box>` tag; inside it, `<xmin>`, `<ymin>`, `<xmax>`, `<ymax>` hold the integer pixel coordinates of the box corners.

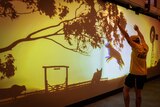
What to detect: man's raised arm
<box><xmin>117</xmin><ymin>18</ymin><xmax>135</xmax><ymax>47</ymax></box>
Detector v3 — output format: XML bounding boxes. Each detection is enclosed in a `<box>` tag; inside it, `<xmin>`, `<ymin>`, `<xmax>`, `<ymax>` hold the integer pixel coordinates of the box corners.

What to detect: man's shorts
<box><xmin>124</xmin><ymin>73</ymin><xmax>147</xmax><ymax>89</ymax></box>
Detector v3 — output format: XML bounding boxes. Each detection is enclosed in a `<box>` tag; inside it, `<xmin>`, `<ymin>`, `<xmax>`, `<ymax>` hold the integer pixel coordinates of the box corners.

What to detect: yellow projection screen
<box><xmin>0</xmin><ymin>0</ymin><xmax>160</xmax><ymax>106</ymax></box>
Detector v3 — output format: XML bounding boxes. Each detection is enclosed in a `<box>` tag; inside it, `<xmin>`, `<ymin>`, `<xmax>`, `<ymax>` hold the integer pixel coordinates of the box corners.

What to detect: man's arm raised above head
<box><xmin>134</xmin><ymin>25</ymin><xmax>146</xmax><ymax>44</ymax></box>
<box><xmin>134</xmin><ymin>25</ymin><xmax>149</xmax><ymax>51</ymax></box>
<box><xmin>117</xmin><ymin>18</ymin><xmax>137</xmax><ymax>48</ymax></box>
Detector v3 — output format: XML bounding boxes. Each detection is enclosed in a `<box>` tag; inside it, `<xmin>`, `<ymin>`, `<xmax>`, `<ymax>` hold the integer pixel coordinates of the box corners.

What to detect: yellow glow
<box><xmin>0</xmin><ymin>2</ymin><xmax>160</xmax><ymax>92</ymax></box>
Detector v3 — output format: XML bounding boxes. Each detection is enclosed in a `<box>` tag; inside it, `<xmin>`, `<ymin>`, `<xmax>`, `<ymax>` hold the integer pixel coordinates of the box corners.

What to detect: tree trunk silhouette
<box><xmin>0</xmin><ymin>0</ymin><xmax>127</xmax><ymax>79</ymax></box>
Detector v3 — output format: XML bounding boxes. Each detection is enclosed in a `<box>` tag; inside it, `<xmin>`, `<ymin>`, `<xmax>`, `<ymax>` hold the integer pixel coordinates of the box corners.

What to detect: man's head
<box><xmin>130</xmin><ymin>35</ymin><xmax>140</xmax><ymax>44</ymax></box>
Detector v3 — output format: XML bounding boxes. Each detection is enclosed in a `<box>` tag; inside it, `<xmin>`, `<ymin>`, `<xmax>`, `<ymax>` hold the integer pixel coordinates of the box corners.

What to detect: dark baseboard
<box><xmin>146</xmin><ymin>74</ymin><xmax>160</xmax><ymax>82</ymax></box>
<box><xmin>66</xmin><ymin>87</ymin><xmax>123</xmax><ymax>107</ymax></box>
<box><xmin>66</xmin><ymin>75</ymin><xmax>160</xmax><ymax>107</ymax></box>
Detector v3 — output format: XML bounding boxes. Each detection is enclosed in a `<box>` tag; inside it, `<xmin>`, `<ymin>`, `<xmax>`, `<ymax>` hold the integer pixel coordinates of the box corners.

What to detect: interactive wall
<box><xmin>0</xmin><ymin>0</ymin><xmax>160</xmax><ymax>106</ymax></box>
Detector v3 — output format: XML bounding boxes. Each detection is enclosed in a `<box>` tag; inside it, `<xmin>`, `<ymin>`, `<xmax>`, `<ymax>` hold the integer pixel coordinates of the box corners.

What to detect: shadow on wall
<box><xmin>147</xmin><ymin>59</ymin><xmax>160</xmax><ymax>78</ymax></box>
<box><xmin>105</xmin><ymin>43</ymin><xmax>124</xmax><ymax>69</ymax></box>
<box><xmin>0</xmin><ymin>60</ymin><xmax>160</xmax><ymax>107</ymax></box>
<box><xmin>0</xmin><ymin>85</ymin><xmax>26</xmax><ymax>100</ymax></box>
<box><xmin>0</xmin><ymin>68</ymin><xmax>125</xmax><ymax>107</ymax></box>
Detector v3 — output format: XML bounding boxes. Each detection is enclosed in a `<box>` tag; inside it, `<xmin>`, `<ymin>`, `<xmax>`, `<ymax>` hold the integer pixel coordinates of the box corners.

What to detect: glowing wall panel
<box><xmin>0</xmin><ymin>0</ymin><xmax>160</xmax><ymax>106</ymax></box>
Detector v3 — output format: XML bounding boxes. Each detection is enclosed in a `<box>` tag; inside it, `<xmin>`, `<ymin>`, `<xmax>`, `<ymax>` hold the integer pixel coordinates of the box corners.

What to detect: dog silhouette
<box><xmin>105</xmin><ymin>43</ymin><xmax>124</xmax><ymax>69</ymax></box>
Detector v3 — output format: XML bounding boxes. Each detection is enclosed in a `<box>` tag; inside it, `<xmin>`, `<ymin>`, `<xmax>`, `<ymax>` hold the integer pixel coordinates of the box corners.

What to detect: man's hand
<box><xmin>134</xmin><ymin>25</ymin><xmax>139</xmax><ymax>31</ymax></box>
<box><xmin>134</xmin><ymin>24</ymin><xmax>146</xmax><ymax>43</ymax></box>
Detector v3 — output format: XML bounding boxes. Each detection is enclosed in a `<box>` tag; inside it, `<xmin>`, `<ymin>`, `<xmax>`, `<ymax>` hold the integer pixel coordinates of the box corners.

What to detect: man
<box><xmin>117</xmin><ymin>18</ymin><xmax>149</xmax><ymax>107</ymax></box>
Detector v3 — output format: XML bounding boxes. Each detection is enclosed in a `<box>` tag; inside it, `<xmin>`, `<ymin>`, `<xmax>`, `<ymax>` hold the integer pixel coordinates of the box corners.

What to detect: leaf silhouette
<box><xmin>37</xmin><ymin>0</ymin><xmax>57</xmax><ymax>18</ymax></box>
<box><xmin>0</xmin><ymin>54</ymin><xmax>16</xmax><ymax>79</ymax></box>
<box><xmin>0</xmin><ymin>0</ymin><xmax>128</xmax><ymax>79</ymax></box>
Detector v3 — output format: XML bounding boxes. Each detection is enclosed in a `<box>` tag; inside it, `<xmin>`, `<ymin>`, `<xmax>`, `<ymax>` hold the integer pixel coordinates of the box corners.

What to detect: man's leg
<box><xmin>123</xmin><ymin>85</ymin><xmax>130</xmax><ymax>107</ymax></box>
<box><xmin>135</xmin><ymin>75</ymin><xmax>146</xmax><ymax>107</ymax></box>
<box><xmin>135</xmin><ymin>88</ymin><xmax>142</xmax><ymax>107</ymax></box>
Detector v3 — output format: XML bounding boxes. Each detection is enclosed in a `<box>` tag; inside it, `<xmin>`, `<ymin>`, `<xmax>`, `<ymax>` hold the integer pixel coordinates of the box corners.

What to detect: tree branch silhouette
<box><xmin>0</xmin><ymin>28</ymin><xmax>63</xmax><ymax>53</ymax></box>
<box><xmin>26</xmin><ymin>18</ymin><xmax>76</xmax><ymax>38</ymax></box>
<box><xmin>0</xmin><ymin>0</ymin><xmax>128</xmax><ymax>79</ymax></box>
<box><xmin>75</xmin><ymin>2</ymin><xmax>84</xmax><ymax>17</ymax></box>
<box><xmin>44</xmin><ymin>37</ymin><xmax>89</xmax><ymax>56</ymax></box>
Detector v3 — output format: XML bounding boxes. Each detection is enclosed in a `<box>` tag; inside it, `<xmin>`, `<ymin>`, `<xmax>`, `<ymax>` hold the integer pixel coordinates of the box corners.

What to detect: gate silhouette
<box><xmin>42</xmin><ymin>66</ymin><xmax>69</xmax><ymax>93</ymax></box>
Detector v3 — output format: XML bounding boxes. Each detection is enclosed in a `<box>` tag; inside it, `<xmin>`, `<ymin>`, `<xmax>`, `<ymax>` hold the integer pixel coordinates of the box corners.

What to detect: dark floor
<box><xmin>84</xmin><ymin>77</ymin><xmax>160</xmax><ymax>107</ymax></box>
